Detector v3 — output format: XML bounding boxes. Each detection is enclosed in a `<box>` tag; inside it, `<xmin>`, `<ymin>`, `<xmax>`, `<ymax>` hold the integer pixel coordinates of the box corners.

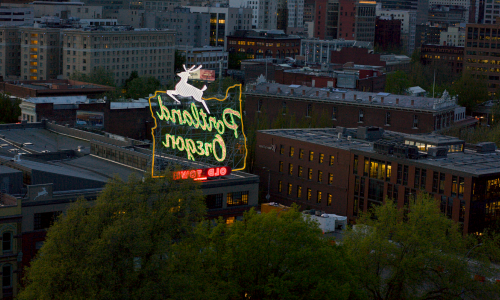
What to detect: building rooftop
<box><xmin>228</xmin><ymin>29</ymin><xmax>300</xmax><ymax>39</ymax></box>
<box><xmin>259</xmin><ymin>128</ymin><xmax>500</xmax><ymax>176</ymax></box>
<box><xmin>24</xmin><ymin>95</ymin><xmax>88</xmax><ymax>104</ymax></box>
<box><xmin>246</xmin><ymin>82</ymin><xmax>459</xmax><ymax>112</ymax></box>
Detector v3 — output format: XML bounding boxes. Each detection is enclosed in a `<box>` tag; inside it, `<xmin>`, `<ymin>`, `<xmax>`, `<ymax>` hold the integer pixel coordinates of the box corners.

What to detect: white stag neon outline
<box><xmin>166</xmin><ymin>64</ymin><xmax>210</xmax><ymax>114</ymax></box>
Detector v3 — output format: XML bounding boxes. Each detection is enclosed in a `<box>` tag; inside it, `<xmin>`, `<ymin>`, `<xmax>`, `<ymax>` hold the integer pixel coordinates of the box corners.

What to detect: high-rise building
<box><xmin>379</xmin><ymin>0</ymin><xmax>428</xmax><ymax>24</ymax></box>
<box><xmin>301</xmin><ymin>39</ymin><xmax>373</xmax><ymax>64</ymax></box>
<box><xmin>19</xmin><ymin>27</ymin><xmax>62</xmax><ymax>81</ymax></box>
<box><xmin>0</xmin><ymin>7</ymin><xmax>34</xmax><ymax>26</ymax></box>
<box><xmin>464</xmin><ymin>21</ymin><xmax>500</xmax><ymax>97</ymax></box>
<box><xmin>482</xmin><ymin>0</ymin><xmax>500</xmax><ymax>24</ymax></box>
<box><xmin>143</xmin><ymin>7</ymin><xmax>210</xmax><ymax>47</ymax></box>
<box><xmin>61</xmin><ymin>28</ymin><xmax>175</xmax><ymax>85</ymax></box>
<box><xmin>186</xmin><ymin>6</ymin><xmax>253</xmax><ymax>48</ymax></box>
<box><xmin>0</xmin><ymin>27</ymin><xmax>21</xmax><ymax>80</ymax></box>
<box><xmin>229</xmin><ymin>0</ymin><xmax>278</xmax><ymax>30</ymax></box>
<box><xmin>277</xmin><ymin>0</ymin><xmax>305</xmax><ymax>34</ymax></box>
<box><xmin>440</xmin><ymin>25</ymin><xmax>465</xmax><ymax>47</ymax></box>
<box><xmin>429</xmin><ymin>0</ymin><xmax>478</xmax><ymax>23</ymax></box>
<box><xmin>314</xmin><ymin>0</ymin><xmax>376</xmax><ymax>43</ymax></box>
<box><xmin>375</xmin><ymin>16</ymin><xmax>401</xmax><ymax>51</ymax></box>
<box><xmin>376</xmin><ymin>8</ymin><xmax>416</xmax><ymax>55</ymax></box>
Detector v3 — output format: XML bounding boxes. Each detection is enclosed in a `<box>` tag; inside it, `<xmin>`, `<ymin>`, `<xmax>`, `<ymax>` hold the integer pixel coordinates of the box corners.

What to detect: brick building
<box><xmin>273</xmin><ymin>67</ymin><xmax>386</xmax><ymax>92</ymax></box>
<box><xmin>374</xmin><ymin>16</ymin><xmax>401</xmax><ymax>51</ymax></box>
<box><xmin>420</xmin><ymin>44</ymin><xmax>464</xmax><ymax>75</ymax></box>
<box><xmin>227</xmin><ymin>30</ymin><xmax>301</xmax><ymax>59</ymax></box>
<box><xmin>0</xmin><ymin>79</ymin><xmax>114</xmax><ymax>99</ymax></box>
<box><xmin>314</xmin><ymin>0</ymin><xmax>376</xmax><ymax>42</ymax></box>
<box><xmin>254</xmin><ymin>127</ymin><xmax>500</xmax><ymax>234</ymax></box>
<box><xmin>330</xmin><ymin>47</ymin><xmax>386</xmax><ymax>67</ymax></box>
<box><xmin>245</xmin><ymin>83</ymin><xmax>465</xmax><ymax>133</ymax></box>
<box><xmin>464</xmin><ymin>21</ymin><xmax>500</xmax><ymax>96</ymax></box>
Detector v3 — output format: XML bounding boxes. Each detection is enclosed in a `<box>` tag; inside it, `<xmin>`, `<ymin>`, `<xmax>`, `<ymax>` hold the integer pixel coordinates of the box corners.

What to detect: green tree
<box><xmin>0</xmin><ymin>93</ymin><xmax>21</xmax><ymax>123</ymax></box>
<box><xmin>70</xmin><ymin>67</ymin><xmax>116</xmax><ymax>87</ymax></box>
<box><xmin>174</xmin><ymin>50</ymin><xmax>186</xmax><ymax>72</ymax></box>
<box><xmin>181</xmin><ymin>207</ymin><xmax>360</xmax><ymax>300</ymax></box>
<box><xmin>385</xmin><ymin>70</ymin><xmax>410</xmax><ymax>95</ymax></box>
<box><xmin>124</xmin><ymin>71</ymin><xmax>139</xmax><ymax>90</ymax></box>
<box><xmin>343</xmin><ymin>193</ymin><xmax>500</xmax><ymax>300</ymax></box>
<box><xmin>125</xmin><ymin>76</ymin><xmax>161</xmax><ymax>99</ymax></box>
<box><xmin>451</xmin><ymin>72</ymin><xmax>489</xmax><ymax>112</ymax></box>
<box><xmin>19</xmin><ymin>172</ymin><xmax>206</xmax><ymax>300</ymax></box>
<box><xmin>228</xmin><ymin>52</ymin><xmax>249</xmax><ymax>70</ymax></box>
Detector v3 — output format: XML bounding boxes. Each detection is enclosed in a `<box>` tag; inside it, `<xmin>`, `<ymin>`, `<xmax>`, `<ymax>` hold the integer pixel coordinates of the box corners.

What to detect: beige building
<box><xmin>0</xmin><ymin>27</ymin><xmax>21</xmax><ymax>80</ymax></box>
<box><xmin>20</xmin><ymin>27</ymin><xmax>62</xmax><ymax>81</ymax></box>
<box><xmin>62</xmin><ymin>28</ymin><xmax>175</xmax><ymax>85</ymax></box>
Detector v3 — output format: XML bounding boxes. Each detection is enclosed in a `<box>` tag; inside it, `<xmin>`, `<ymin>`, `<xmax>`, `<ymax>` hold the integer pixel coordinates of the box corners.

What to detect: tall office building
<box><xmin>379</xmin><ymin>0</ymin><xmax>428</xmax><ymax>25</ymax></box>
<box><xmin>229</xmin><ymin>0</ymin><xmax>278</xmax><ymax>29</ymax></box>
<box><xmin>186</xmin><ymin>6</ymin><xmax>253</xmax><ymax>48</ymax></box>
<box><xmin>429</xmin><ymin>0</ymin><xmax>478</xmax><ymax>23</ymax></box>
<box><xmin>62</xmin><ymin>28</ymin><xmax>175</xmax><ymax>85</ymax></box>
<box><xmin>376</xmin><ymin>7</ymin><xmax>417</xmax><ymax>54</ymax></box>
<box><xmin>0</xmin><ymin>27</ymin><xmax>21</xmax><ymax>80</ymax></box>
<box><xmin>277</xmin><ymin>0</ymin><xmax>305</xmax><ymax>34</ymax></box>
<box><xmin>464</xmin><ymin>22</ymin><xmax>500</xmax><ymax>96</ymax></box>
<box><xmin>19</xmin><ymin>27</ymin><xmax>62</xmax><ymax>81</ymax></box>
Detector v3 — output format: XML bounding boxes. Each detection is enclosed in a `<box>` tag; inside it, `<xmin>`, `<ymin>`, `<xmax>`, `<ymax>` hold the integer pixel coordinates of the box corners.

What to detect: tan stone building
<box><xmin>0</xmin><ymin>27</ymin><xmax>21</xmax><ymax>80</ymax></box>
<box><xmin>19</xmin><ymin>27</ymin><xmax>62</xmax><ymax>81</ymax></box>
<box><xmin>62</xmin><ymin>28</ymin><xmax>175</xmax><ymax>85</ymax></box>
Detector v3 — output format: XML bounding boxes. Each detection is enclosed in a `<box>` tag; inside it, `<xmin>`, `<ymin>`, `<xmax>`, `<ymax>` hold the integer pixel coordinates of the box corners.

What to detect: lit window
<box><xmin>307</xmin><ymin>188</ymin><xmax>312</xmax><ymax>201</ymax></box>
<box><xmin>328</xmin><ymin>173</ymin><xmax>333</xmax><ymax>185</ymax></box>
<box><xmin>298</xmin><ymin>166</ymin><xmax>303</xmax><ymax>177</ymax></box>
<box><xmin>317</xmin><ymin>191</ymin><xmax>322</xmax><ymax>204</ymax></box>
<box><xmin>308</xmin><ymin>168</ymin><xmax>313</xmax><ymax>180</ymax></box>
<box><xmin>318</xmin><ymin>171</ymin><xmax>323</xmax><ymax>183</ymax></box>
<box><xmin>289</xmin><ymin>163</ymin><xmax>293</xmax><ymax>175</ymax></box>
<box><xmin>299</xmin><ymin>149</ymin><xmax>304</xmax><ymax>159</ymax></box>
<box><xmin>329</xmin><ymin>155</ymin><xmax>334</xmax><ymax>166</ymax></box>
<box><xmin>309</xmin><ymin>151</ymin><xmax>314</xmax><ymax>161</ymax></box>
<box><xmin>319</xmin><ymin>153</ymin><xmax>324</xmax><ymax>164</ymax></box>
<box><xmin>278</xmin><ymin>180</ymin><xmax>282</xmax><ymax>193</ymax></box>
<box><xmin>297</xmin><ymin>186</ymin><xmax>302</xmax><ymax>198</ymax></box>
<box><xmin>288</xmin><ymin>183</ymin><xmax>293</xmax><ymax>195</ymax></box>
<box><xmin>279</xmin><ymin>161</ymin><xmax>283</xmax><ymax>172</ymax></box>
<box><xmin>327</xmin><ymin>193</ymin><xmax>332</xmax><ymax>206</ymax></box>
<box><xmin>289</xmin><ymin>146</ymin><xmax>294</xmax><ymax>157</ymax></box>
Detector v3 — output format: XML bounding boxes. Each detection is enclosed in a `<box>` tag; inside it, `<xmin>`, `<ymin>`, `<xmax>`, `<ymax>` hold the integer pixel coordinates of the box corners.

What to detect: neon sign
<box><xmin>148</xmin><ymin>65</ymin><xmax>247</xmax><ymax>178</ymax></box>
<box><xmin>173</xmin><ymin>166</ymin><xmax>232</xmax><ymax>181</ymax></box>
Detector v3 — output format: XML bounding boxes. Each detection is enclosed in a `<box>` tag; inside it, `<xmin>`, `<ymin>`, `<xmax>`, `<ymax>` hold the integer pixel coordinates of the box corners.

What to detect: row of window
<box><xmin>279</xmin><ymin>146</ymin><xmax>335</xmax><ymax>164</ymax></box>
<box><xmin>205</xmin><ymin>192</ymin><xmax>249</xmax><ymax>209</ymax></box>
<box><xmin>279</xmin><ymin>162</ymin><xmax>336</xmax><ymax>184</ymax></box>
<box><xmin>277</xmin><ymin>181</ymin><xmax>333</xmax><ymax>205</ymax></box>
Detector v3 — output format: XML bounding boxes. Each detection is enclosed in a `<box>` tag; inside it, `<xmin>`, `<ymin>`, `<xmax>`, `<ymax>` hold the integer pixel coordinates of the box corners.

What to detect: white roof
<box><xmin>408</xmin><ymin>86</ymin><xmax>426</xmax><ymax>94</ymax></box>
<box><xmin>25</xmin><ymin>95</ymin><xmax>87</xmax><ymax>104</ymax></box>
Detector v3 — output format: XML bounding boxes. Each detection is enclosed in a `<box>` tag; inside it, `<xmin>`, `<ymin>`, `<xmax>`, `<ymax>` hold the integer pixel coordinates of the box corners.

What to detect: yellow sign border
<box><xmin>148</xmin><ymin>84</ymin><xmax>248</xmax><ymax>178</ymax></box>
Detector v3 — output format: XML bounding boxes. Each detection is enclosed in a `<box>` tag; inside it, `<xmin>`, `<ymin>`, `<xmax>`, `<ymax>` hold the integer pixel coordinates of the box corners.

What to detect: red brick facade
<box><xmin>0</xmin><ymin>79</ymin><xmax>114</xmax><ymax>99</ymax></box>
<box><xmin>227</xmin><ymin>36</ymin><xmax>300</xmax><ymax>59</ymax></box>
<box><xmin>421</xmin><ymin>45</ymin><xmax>464</xmax><ymax>75</ymax></box>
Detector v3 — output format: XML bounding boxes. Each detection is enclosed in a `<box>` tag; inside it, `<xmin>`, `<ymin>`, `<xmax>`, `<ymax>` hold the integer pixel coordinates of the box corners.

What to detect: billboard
<box><xmin>76</xmin><ymin>111</ymin><xmax>104</xmax><ymax>127</ymax></box>
<box><xmin>190</xmin><ymin>68</ymin><xmax>215</xmax><ymax>81</ymax></box>
<box><xmin>148</xmin><ymin>64</ymin><xmax>247</xmax><ymax>178</ymax></box>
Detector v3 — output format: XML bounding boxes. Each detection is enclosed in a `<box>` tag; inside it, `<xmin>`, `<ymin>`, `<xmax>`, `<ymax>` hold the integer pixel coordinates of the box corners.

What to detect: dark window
<box><xmin>403</xmin><ymin>166</ymin><xmax>409</xmax><ymax>186</ymax></box>
<box><xmin>414</xmin><ymin>168</ymin><xmax>420</xmax><ymax>189</ymax></box>
<box><xmin>2</xmin><ymin>264</ymin><xmax>11</xmax><ymax>288</ymax></box>
<box><xmin>439</xmin><ymin>173</ymin><xmax>446</xmax><ymax>194</ymax></box>
<box><xmin>306</xmin><ymin>103</ymin><xmax>312</xmax><ymax>117</ymax></box>
<box><xmin>368</xmin><ymin>180</ymin><xmax>384</xmax><ymax>203</ymax></box>
<box><xmin>393</xmin><ymin>184</ymin><xmax>399</xmax><ymax>201</ymax></box>
<box><xmin>2</xmin><ymin>232</ymin><xmax>12</xmax><ymax>252</ymax></box>
<box><xmin>360</xmin><ymin>178</ymin><xmax>365</xmax><ymax>197</ymax></box>
<box><xmin>206</xmin><ymin>193</ymin><xmax>223</xmax><ymax>209</ymax></box>
<box><xmin>459</xmin><ymin>199</ymin><xmax>466</xmax><ymax>222</ymax></box>
<box><xmin>385</xmin><ymin>112</ymin><xmax>391</xmax><ymax>125</ymax></box>
<box><xmin>447</xmin><ymin>197</ymin><xmax>453</xmax><ymax>218</ymax></box>
<box><xmin>397</xmin><ymin>164</ymin><xmax>402</xmax><ymax>184</ymax></box>
<box><xmin>226</xmin><ymin>191</ymin><xmax>249</xmax><ymax>207</ymax></box>
<box><xmin>387</xmin><ymin>183</ymin><xmax>393</xmax><ymax>200</ymax></box>
<box><xmin>432</xmin><ymin>172</ymin><xmax>439</xmax><ymax>193</ymax></box>
<box><xmin>34</xmin><ymin>211</ymin><xmax>61</xmax><ymax>230</ymax></box>
<box><xmin>354</xmin><ymin>196</ymin><xmax>359</xmax><ymax>216</ymax></box>
<box><xmin>332</xmin><ymin>107</ymin><xmax>337</xmax><ymax>119</ymax></box>
<box><xmin>441</xmin><ymin>196</ymin><xmax>447</xmax><ymax>213</ymax></box>
<box><xmin>279</xmin><ymin>161</ymin><xmax>283</xmax><ymax>172</ymax></box>
<box><xmin>421</xmin><ymin>169</ymin><xmax>426</xmax><ymax>189</ymax></box>
<box><xmin>257</xmin><ymin>99</ymin><xmax>262</xmax><ymax>111</ymax></box>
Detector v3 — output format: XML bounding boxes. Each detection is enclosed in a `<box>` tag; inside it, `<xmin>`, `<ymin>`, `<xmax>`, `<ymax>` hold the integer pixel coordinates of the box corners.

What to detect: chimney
<box><xmin>316</xmin><ymin>90</ymin><xmax>319</xmax><ymax>96</ymax></box>
<box><xmin>342</xmin><ymin>93</ymin><xmax>345</xmax><ymax>99</ymax></box>
<box><xmin>354</xmin><ymin>94</ymin><xmax>357</xmax><ymax>100</ymax></box>
<box><xmin>381</xmin><ymin>97</ymin><xmax>384</xmax><ymax>103</ymax></box>
<box><xmin>411</xmin><ymin>100</ymin><xmax>414</xmax><ymax>106</ymax></box>
<box><xmin>302</xmin><ymin>89</ymin><xmax>305</xmax><ymax>96</ymax></box>
<box><xmin>396</xmin><ymin>98</ymin><xmax>399</xmax><ymax>104</ymax></box>
<box><xmin>369</xmin><ymin>96</ymin><xmax>372</xmax><ymax>102</ymax></box>
<box><xmin>277</xmin><ymin>87</ymin><xmax>281</xmax><ymax>94</ymax></box>
<box><xmin>266</xmin><ymin>86</ymin><xmax>269</xmax><ymax>92</ymax></box>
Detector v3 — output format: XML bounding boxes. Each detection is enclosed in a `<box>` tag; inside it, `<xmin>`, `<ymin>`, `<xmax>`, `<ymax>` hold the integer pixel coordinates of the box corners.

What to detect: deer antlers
<box><xmin>182</xmin><ymin>64</ymin><xmax>203</xmax><ymax>73</ymax></box>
